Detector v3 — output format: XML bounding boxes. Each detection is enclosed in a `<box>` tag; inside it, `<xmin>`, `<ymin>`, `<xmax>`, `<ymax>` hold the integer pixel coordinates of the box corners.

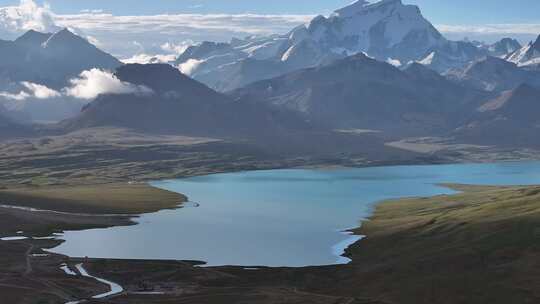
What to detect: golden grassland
<box><xmin>341</xmin><ymin>184</ymin><xmax>540</xmax><ymax>303</ymax></box>
<box><xmin>0</xmin><ymin>183</ymin><xmax>186</xmax><ymax>214</ymax></box>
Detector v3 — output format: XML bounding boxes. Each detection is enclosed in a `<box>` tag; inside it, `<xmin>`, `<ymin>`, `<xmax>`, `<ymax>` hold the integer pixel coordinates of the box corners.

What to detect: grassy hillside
<box><xmin>339</xmin><ymin>184</ymin><xmax>540</xmax><ymax>303</ymax></box>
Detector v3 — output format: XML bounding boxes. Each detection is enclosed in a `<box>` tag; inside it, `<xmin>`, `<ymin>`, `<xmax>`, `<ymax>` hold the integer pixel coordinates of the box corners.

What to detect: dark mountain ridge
<box><xmin>230</xmin><ymin>53</ymin><xmax>486</xmax><ymax>137</ymax></box>
<box><xmin>60</xmin><ymin>64</ymin><xmax>314</xmax><ymax>139</ymax></box>
<box><xmin>454</xmin><ymin>84</ymin><xmax>540</xmax><ymax>147</ymax></box>
<box><xmin>447</xmin><ymin>56</ymin><xmax>540</xmax><ymax>92</ymax></box>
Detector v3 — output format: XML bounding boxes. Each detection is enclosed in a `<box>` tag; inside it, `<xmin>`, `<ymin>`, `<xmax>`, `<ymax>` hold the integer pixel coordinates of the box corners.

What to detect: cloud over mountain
<box><xmin>65</xmin><ymin>69</ymin><xmax>152</xmax><ymax>99</ymax></box>
<box><xmin>0</xmin><ymin>0</ymin><xmax>60</xmax><ymax>39</ymax></box>
<box><xmin>0</xmin><ymin>68</ymin><xmax>153</xmax><ymax>122</ymax></box>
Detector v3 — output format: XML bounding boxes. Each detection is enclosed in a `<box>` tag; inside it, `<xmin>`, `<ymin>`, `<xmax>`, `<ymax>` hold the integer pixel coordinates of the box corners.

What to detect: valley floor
<box><xmin>2</xmin><ymin>128</ymin><xmax>540</xmax><ymax>303</ymax></box>
<box><xmin>1</xmin><ymin>184</ymin><xmax>539</xmax><ymax>304</ymax></box>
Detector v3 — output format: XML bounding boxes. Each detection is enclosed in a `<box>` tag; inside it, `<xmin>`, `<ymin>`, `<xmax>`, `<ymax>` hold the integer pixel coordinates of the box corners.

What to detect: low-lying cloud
<box><xmin>178</xmin><ymin>59</ymin><xmax>205</xmax><ymax>76</ymax></box>
<box><xmin>65</xmin><ymin>69</ymin><xmax>152</xmax><ymax>99</ymax></box>
<box><xmin>121</xmin><ymin>53</ymin><xmax>177</xmax><ymax>65</ymax></box>
<box><xmin>54</xmin><ymin>12</ymin><xmax>312</xmax><ymax>58</ymax></box>
<box><xmin>21</xmin><ymin>82</ymin><xmax>61</xmax><ymax>99</ymax></box>
<box><xmin>0</xmin><ymin>69</ymin><xmax>153</xmax><ymax>122</ymax></box>
<box><xmin>0</xmin><ymin>81</ymin><xmax>60</xmax><ymax>100</ymax></box>
<box><xmin>0</xmin><ymin>69</ymin><xmax>151</xmax><ymax>102</ymax></box>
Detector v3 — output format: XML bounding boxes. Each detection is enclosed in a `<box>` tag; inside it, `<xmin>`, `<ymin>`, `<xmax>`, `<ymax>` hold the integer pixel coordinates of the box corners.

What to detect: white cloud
<box><xmin>53</xmin><ymin>12</ymin><xmax>313</xmax><ymax>58</ymax></box>
<box><xmin>0</xmin><ymin>71</ymin><xmax>153</xmax><ymax>122</ymax></box>
<box><xmin>437</xmin><ymin>24</ymin><xmax>540</xmax><ymax>35</ymax></box>
<box><xmin>178</xmin><ymin>58</ymin><xmax>205</xmax><ymax>76</ymax></box>
<box><xmin>0</xmin><ymin>90</ymin><xmax>30</xmax><ymax>101</ymax></box>
<box><xmin>436</xmin><ymin>24</ymin><xmax>540</xmax><ymax>43</ymax></box>
<box><xmin>0</xmin><ymin>0</ymin><xmax>60</xmax><ymax>38</ymax></box>
<box><xmin>80</xmin><ymin>9</ymin><xmax>104</xmax><ymax>14</ymax></box>
<box><xmin>55</xmin><ymin>13</ymin><xmax>312</xmax><ymax>37</ymax></box>
<box><xmin>0</xmin><ymin>70</ymin><xmax>152</xmax><ymax>102</ymax></box>
<box><xmin>121</xmin><ymin>53</ymin><xmax>177</xmax><ymax>65</ymax></box>
<box><xmin>120</xmin><ymin>40</ymin><xmax>193</xmax><ymax>64</ymax></box>
<box><xmin>0</xmin><ymin>81</ymin><xmax>60</xmax><ymax>100</ymax></box>
<box><xmin>85</xmin><ymin>35</ymin><xmax>101</xmax><ymax>47</ymax></box>
<box><xmin>65</xmin><ymin>68</ymin><xmax>152</xmax><ymax>99</ymax></box>
<box><xmin>160</xmin><ymin>41</ymin><xmax>193</xmax><ymax>55</ymax></box>
<box><xmin>21</xmin><ymin>82</ymin><xmax>61</xmax><ymax>99</ymax></box>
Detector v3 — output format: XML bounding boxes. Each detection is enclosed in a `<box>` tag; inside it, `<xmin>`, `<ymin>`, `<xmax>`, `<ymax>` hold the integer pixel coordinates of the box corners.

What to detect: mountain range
<box><xmin>230</xmin><ymin>54</ymin><xmax>485</xmax><ymax>137</ymax></box>
<box><xmin>175</xmin><ymin>0</ymin><xmax>496</xmax><ymax>91</ymax></box>
<box><xmin>60</xmin><ymin>64</ymin><xmax>314</xmax><ymax>139</ymax></box>
<box><xmin>485</xmin><ymin>38</ymin><xmax>522</xmax><ymax>58</ymax></box>
<box><xmin>0</xmin><ymin>1</ymin><xmax>539</xmax><ymax>152</ymax></box>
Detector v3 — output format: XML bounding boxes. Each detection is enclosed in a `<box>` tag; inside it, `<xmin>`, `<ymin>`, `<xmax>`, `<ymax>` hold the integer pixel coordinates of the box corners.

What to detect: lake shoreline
<box><xmin>3</xmin><ymin>182</ymin><xmax>536</xmax><ymax>303</ymax></box>
<box><xmin>3</xmin><ymin>160</ymin><xmax>540</xmax><ymax>266</ymax></box>
<box><xmin>0</xmin><ymin>164</ymin><xmax>540</xmax><ymax>304</ymax></box>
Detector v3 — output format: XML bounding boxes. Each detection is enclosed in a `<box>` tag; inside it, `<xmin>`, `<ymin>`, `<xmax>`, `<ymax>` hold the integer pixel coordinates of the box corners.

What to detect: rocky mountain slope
<box><xmin>230</xmin><ymin>54</ymin><xmax>486</xmax><ymax>137</ymax></box>
<box><xmin>506</xmin><ymin>35</ymin><xmax>540</xmax><ymax>68</ymax></box>
<box><xmin>60</xmin><ymin>64</ymin><xmax>313</xmax><ymax>139</ymax></box>
<box><xmin>454</xmin><ymin>84</ymin><xmax>540</xmax><ymax>147</ymax></box>
<box><xmin>447</xmin><ymin>56</ymin><xmax>540</xmax><ymax>92</ymax></box>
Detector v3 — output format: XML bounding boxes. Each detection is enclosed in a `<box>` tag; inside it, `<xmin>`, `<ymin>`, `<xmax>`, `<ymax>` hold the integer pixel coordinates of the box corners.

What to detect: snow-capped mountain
<box><xmin>486</xmin><ymin>38</ymin><xmax>522</xmax><ymax>57</ymax></box>
<box><xmin>306</xmin><ymin>0</ymin><xmax>445</xmax><ymax>63</ymax></box>
<box><xmin>0</xmin><ymin>28</ymin><xmax>122</xmax><ymax>88</ymax></box>
<box><xmin>176</xmin><ymin>0</ymin><xmax>484</xmax><ymax>91</ymax></box>
<box><xmin>506</xmin><ymin>35</ymin><xmax>540</xmax><ymax>67</ymax></box>
<box><xmin>415</xmin><ymin>40</ymin><xmax>486</xmax><ymax>73</ymax></box>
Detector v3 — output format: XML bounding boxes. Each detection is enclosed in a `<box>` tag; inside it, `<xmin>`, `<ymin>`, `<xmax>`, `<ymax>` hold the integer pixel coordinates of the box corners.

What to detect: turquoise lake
<box><xmin>51</xmin><ymin>161</ymin><xmax>540</xmax><ymax>267</ymax></box>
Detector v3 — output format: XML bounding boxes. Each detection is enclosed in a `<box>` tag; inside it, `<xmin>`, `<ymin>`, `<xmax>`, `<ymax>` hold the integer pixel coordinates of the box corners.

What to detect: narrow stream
<box><xmin>63</xmin><ymin>263</ymin><xmax>124</xmax><ymax>304</ymax></box>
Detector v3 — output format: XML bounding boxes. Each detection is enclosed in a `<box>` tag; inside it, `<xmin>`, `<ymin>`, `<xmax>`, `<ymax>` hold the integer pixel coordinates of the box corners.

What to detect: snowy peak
<box><xmin>307</xmin><ymin>0</ymin><xmax>445</xmax><ymax>61</ymax></box>
<box><xmin>507</xmin><ymin>34</ymin><xmax>540</xmax><ymax>67</ymax></box>
<box><xmin>487</xmin><ymin>38</ymin><xmax>522</xmax><ymax>57</ymax></box>
<box><xmin>174</xmin><ymin>1</ymin><xmax>484</xmax><ymax>90</ymax></box>
<box><xmin>334</xmin><ymin>0</ymin><xmax>404</xmax><ymax>17</ymax></box>
<box><xmin>42</xmin><ymin>28</ymin><xmax>87</xmax><ymax>48</ymax></box>
<box><xmin>333</xmin><ymin>0</ymin><xmax>370</xmax><ymax>17</ymax></box>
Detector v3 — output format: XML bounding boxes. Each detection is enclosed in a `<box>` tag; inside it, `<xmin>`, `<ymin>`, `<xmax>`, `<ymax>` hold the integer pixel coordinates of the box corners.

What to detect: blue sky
<box><xmin>8</xmin><ymin>0</ymin><xmax>540</xmax><ymax>25</ymax></box>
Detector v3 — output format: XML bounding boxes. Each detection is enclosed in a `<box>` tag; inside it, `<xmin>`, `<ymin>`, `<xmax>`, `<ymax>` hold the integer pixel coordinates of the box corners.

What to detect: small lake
<box><xmin>51</xmin><ymin>161</ymin><xmax>540</xmax><ymax>267</ymax></box>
